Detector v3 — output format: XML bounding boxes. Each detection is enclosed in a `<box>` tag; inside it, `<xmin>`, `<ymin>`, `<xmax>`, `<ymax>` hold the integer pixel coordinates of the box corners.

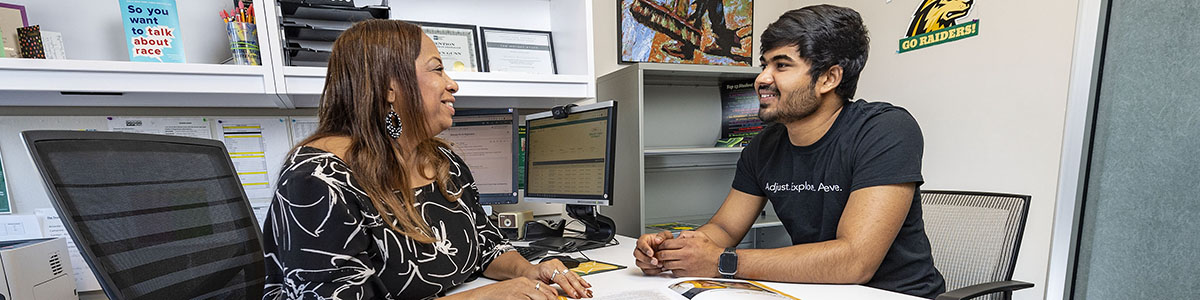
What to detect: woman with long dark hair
<box><xmin>262</xmin><ymin>20</ymin><xmax>592</xmax><ymax>300</ymax></box>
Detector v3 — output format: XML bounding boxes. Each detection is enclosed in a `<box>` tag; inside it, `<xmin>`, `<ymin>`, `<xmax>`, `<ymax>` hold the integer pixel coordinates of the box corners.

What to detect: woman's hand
<box><xmin>461</xmin><ymin>277</ymin><xmax>557</xmax><ymax>300</ymax></box>
<box><xmin>525</xmin><ymin>258</ymin><xmax>593</xmax><ymax>299</ymax></box>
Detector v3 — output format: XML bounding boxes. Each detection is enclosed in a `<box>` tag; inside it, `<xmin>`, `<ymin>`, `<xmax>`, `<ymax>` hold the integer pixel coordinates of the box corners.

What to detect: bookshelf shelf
<box><xmin>0</xmin><ymin>58</ymin><xmax>284</xmax><ymax>107</ymax></box>
<box><xmin>643</xmin><ymin>147</ymin><xmax>744</xmax><ymax>156</ymax></box>
<box><xmin>279</xmin><ymin>67</ymin><xmax>594</xmax><ymax>103</ymax></box>
<box><xmin>0</xmin><ymin>59</ymin><xmax>271</xmax><ymax>93</ymax></box>
<box><xmin>0</xmin><ymin>0</ymin><xmax>594</xmax><ymax>109</ymax></box>
<box><xmin>267</xmin><ymin>0</ymin><xmax>596</xmax><ymax>109</ymax></box>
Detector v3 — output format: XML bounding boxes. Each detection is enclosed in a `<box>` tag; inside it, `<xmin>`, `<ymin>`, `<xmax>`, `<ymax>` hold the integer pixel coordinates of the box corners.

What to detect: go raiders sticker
<box><xmin>899</xmin><ymin>0</ymin><xmax>978</xmax><ymax>53</ymax></box>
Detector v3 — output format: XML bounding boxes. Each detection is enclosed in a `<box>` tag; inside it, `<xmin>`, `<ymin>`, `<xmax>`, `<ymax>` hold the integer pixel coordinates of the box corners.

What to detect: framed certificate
<box><xmin>413</xmin><ymin>21</ymin><xmax>483</xmax><ymax>72</ymax></box>
<box><xmin>479</xmin><ymin>27</ymin><xmax>557</xmax><ymax>75</ymax></box>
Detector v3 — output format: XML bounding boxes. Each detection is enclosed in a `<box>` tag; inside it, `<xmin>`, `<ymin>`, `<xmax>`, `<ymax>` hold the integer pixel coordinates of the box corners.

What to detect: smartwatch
<box><xmin>718</xmin><ymin>247</ymin><xmax>738</xmax><ymax>278</ymax></box>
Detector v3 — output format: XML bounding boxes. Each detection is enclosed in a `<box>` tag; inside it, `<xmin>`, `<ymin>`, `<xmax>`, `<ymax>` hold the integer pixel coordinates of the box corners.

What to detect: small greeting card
<box><xmin>120</xmin><ymin>0</ymin><xmax>186</xmax><ymax>63</ymax></box>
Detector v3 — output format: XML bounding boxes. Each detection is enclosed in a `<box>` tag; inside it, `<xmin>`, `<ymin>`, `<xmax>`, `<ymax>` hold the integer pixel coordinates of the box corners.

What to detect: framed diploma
<box><xmin>413</xmin><ymin>21</ymin><xmax>483</xmax><ymax>72</ymax></box>
<box><xmin>479</xmin><ymin>27</ymin><xmax>557</xmax><ymax>75</ymax></box>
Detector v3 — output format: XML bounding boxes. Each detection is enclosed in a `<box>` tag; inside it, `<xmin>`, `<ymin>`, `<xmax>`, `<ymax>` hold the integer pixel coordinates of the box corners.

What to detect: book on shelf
<box><xmin>16</xmin><ymin>25</ymin><xmax>46</xmax><ymax>59</ymax></box>
<box><xmin>716</xmin><ymin>78</ymin><xmax>764</xmax><ymax>147</ymax></box>
<box><xmin>120</xmin><ymin>0</ymin><xmax>186</xmax><ymax>63</ymax></box>
<box><xmin>645</xmin><ymin>221</ymin><xmax>701</xmax><ymax>233</ymax></box>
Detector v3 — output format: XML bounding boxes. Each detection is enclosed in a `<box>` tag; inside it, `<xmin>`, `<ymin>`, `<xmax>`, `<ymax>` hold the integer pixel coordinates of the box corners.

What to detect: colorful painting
<box><xmin>620</xmin><ymin>0</ymin><xmax>753</xmax><ymax>66</ymax></box>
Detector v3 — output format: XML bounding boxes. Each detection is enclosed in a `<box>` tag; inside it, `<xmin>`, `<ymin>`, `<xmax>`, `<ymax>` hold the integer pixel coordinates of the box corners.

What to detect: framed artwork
<box><xmin>619</xmin><ymin>0</ymin><xmax>753</xmax><ymax>66</ymax></box>
<box><xmin>413</xmin><ymin>21</ymin><xmax>483</xmax><ymax>72</ymax></box>
<box><xmin>480</xmin><ymin>27</ymin><xmax>557</xmax><ymax>75</ymax></box>
<box><xmin>0</xmin><ymin>2</ymin><xmax>29</xmax><ymax>58</ymax></box>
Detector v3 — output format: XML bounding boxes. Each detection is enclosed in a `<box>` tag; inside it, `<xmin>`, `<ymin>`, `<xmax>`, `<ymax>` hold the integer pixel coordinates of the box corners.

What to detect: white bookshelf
<box><xmin>268</xmin><ymin>0</ymin><xmax>597</xmax><ymax>109</ymax></box>
<box><xmin>0</xmin><ymin>0</ymin><xmax>595</xmax><ymax>109</ymax></box>
<box><xmin>0</xmin><ymin>0</ymin><xmax>284</xmax><ymax>107</ymax></box>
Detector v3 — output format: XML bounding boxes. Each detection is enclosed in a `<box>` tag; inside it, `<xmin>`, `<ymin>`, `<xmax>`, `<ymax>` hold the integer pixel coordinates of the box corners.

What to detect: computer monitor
<box><xmin>437</xmin><ymin>108</ymin><xmax>520</xmax><ymax>205</ymax></box>
<box><xmin>523</xmin><ymin>101</ymin><xmax>618</xmax><ymax>243</ymax></box>
<box><xmin>523</xmin><ymin>101</ymin><xmax>617</xmax><ymax>205</ymax></box>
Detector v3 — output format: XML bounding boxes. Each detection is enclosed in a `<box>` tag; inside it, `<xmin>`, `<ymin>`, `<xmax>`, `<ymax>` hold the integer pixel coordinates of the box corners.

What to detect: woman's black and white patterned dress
<box><xmin>262</xmin><ymin>146</ymin><xmax>513</xmax><ymax>300</ymax></box>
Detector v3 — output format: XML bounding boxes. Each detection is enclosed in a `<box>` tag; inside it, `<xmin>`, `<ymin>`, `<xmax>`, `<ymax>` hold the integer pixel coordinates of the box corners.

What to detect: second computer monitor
<box><xmin>523</xmin><ymin>101</ymin><xmax>617</xmax><ymax>206</ymax></box>
<box><xmin>437</xmin><ymin>108</ymin><xmax>519</xmax><ymax>205</ymax></box>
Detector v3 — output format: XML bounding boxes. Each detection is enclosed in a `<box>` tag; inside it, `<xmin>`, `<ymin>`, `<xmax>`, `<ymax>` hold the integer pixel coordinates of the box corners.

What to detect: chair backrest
<box><xmin>920</xmin><ymin>190</ymin><xmax>1030</xmax><ymax>300</ymax></box>
<box><xmin>23</xmin><ymin>130</ymin><xmax>264</xmax><ymax>300</ymax></box>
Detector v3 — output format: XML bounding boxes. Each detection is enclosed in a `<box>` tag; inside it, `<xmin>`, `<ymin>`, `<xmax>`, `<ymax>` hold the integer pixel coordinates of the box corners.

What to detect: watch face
<box><xmin>719</xmin><ymin>250</ymin><xmax>737</xmax><ymax>274</ymax></box>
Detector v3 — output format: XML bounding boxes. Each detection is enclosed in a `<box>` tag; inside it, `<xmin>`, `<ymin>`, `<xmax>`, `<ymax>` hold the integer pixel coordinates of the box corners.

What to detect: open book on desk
<box><xmin>594</xmin><ymin>278</ymin><xmax>798</xmax><ymax>300</ymax></box>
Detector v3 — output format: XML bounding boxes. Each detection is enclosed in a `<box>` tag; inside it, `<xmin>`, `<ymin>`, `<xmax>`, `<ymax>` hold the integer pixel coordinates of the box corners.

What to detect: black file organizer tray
<box><xmin>277</xmin><ymin>1</ymin><xmax>388</xmax><ymax>66</ymax></box>
<box><xmin>282</xmin><ymin>22</ymin><xmax>344</xmax><ymax>41</ymax></box>
<box><xmin>279</xmin><ymin>2</ymin><xmax>388</xmax><ymax>22</ymax></box>
<box><xmin>283</xmin><ymin>46</ymin><xmax>331</xmax><ymax>67</ymax></box>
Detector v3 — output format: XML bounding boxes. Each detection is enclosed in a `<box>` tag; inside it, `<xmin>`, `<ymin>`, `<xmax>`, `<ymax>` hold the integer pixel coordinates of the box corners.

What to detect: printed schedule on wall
<box><xmin>0</xmin><ymin>149</ymin><xmax>9</xmax><ymax>214</ymax></box>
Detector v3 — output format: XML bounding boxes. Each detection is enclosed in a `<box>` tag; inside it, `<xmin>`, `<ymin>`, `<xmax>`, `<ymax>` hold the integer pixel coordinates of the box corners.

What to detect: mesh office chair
<box><xmin>23</xmin><ymin>130</ymin><xmax>265</xmax><ymax>300</ymax></box>
<box><xmin>921</xmin><ymin>190</ymin><xmax>1034</xmax><ymax>300</ymax></box>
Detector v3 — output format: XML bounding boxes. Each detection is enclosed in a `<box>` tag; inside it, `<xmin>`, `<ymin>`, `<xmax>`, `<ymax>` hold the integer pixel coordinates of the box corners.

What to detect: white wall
<box><xmin>595</xmin><ymin>1</ymin><xmax>1084</xmax><ymax>299</ymax></box>
<box><xmin>786</xmin><ymin>1</ymin><xmax>1079</xmax><ymax>299</ymax></box>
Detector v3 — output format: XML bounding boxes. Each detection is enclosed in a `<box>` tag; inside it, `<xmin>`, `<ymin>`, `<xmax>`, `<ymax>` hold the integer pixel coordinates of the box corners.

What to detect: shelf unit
<box><xmin>265</xmin><ymin>0</ymin><xmax>596</xmax><ymax>109</ymax></box>
<box><xmin>601</xmin><ymin>63</ymin><xmax>788</xmax><ymax>244</ymax></box>
<box><xmin>0</xmin><ymin>0</ymin><xmax>285</xmax><ymax>107</ymax></box>
<box><xmin>0</xmin><ymin>0</ymin><xmax>596</xmax><ymax>109</ymax></box>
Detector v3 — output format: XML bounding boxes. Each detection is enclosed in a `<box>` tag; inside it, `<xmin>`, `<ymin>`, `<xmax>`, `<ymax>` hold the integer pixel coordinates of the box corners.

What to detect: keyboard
<box><xmin>514</xmin><ymin>246</ymin><xmax>548</xmax><ymax>261</ymax></box>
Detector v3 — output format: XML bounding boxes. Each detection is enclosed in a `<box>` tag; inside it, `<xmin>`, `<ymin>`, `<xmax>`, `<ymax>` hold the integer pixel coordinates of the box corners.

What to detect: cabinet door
<box><xmin>753</xmin><ymin>225</ymin><xmax>791</xmax><ymax>249</ymax></box>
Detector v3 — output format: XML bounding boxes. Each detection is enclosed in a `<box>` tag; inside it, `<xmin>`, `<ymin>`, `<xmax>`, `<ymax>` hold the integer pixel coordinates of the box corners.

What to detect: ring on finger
<box><xmin>534</xmin><ymin>282</ymin><xmax>541</xmax><ymax>290</ymax></box>
<box><xmin>551</xmin><ymin>269</ymin><xmax>561</xmax><ymax>281</ymax></box>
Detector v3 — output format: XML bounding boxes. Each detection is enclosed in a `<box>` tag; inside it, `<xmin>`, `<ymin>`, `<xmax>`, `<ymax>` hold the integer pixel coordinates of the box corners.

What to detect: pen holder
<box><xmin>226</xmin><ymin>22</ymin><xmax>260</xmax><ymax>65</ymax></box>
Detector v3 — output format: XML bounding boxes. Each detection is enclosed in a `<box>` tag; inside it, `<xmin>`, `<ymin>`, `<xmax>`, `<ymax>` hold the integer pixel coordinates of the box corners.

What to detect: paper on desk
<box><xmin>593</xmin><ymin>278</ymin><xmax>797</xmax><ymax>300</ymax></box>
<box><xmin>35</xmin><ymin>208</ymin><xmax>103</xmax><ymax>292</ymax></box>
<box><xmin>667</xmin><ymin>278</ymin><xmax>797</xmax><ymax>300</ymax></box>
<box><xmin>0</xmin><ymin>215</ymin><xmax>42</xmax><ymax>241</ymax></box>
<box><xmin>593</xmin><ymin>290</ymin><xmax>679</xmax><ymax>300</ymax></box>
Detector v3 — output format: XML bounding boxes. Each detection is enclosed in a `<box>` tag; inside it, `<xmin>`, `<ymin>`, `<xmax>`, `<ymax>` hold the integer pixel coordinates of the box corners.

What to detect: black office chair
<box><xmin>23</xmin><ymin>130</ymin><xmax>264</xmax><ymax>300</ymax></box>
<box><xmin>920</xmin><ymin>190</ymin><xmax>1034</xmax><ymax>300</ymax></box>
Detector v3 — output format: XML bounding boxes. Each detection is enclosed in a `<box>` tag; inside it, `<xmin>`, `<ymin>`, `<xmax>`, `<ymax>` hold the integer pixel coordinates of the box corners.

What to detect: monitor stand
<box><xmin>566</xmin><ymin>204</ymin><xmax>616</xmax><ymax>243</ymax></box>
<box><xmin>529</xmin><ymin>205</ymin><xmax>616</xmax><ymax>253</ymax></box>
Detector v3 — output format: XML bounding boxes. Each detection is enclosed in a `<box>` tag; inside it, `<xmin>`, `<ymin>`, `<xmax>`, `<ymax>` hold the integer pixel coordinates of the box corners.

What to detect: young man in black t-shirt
<box><xmin>632</xmin><ymin>5</ymin><xmax>946</xmax><ymax>298</ymax></box>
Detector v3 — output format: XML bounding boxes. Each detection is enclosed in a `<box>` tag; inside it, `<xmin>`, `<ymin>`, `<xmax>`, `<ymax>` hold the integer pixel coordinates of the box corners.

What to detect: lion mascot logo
<box><xmin>906</xmin><ymin>0</ymin><xmax>974</xmax><ymax>37</ymax></box>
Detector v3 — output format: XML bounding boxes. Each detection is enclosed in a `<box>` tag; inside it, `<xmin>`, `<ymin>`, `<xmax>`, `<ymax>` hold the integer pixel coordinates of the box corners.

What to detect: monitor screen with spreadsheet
<box><xmin>523</xmin><ymin>101</ymin><xmax>617</xmax><ymax>206</ymax></box>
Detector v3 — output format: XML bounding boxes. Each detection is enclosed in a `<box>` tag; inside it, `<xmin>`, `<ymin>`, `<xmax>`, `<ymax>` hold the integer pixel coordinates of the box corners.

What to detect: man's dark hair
<box><xmin>761</xmin><ymin>5</ymin><xmax>870</xmax><ymax>100</ymax></box>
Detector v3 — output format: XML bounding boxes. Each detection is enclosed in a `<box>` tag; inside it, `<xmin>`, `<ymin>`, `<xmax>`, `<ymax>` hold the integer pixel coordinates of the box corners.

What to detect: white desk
<box><xmin>448</xmin><ymin>235</ymin><xmax>923</xmax><ymax>300</ymax></box>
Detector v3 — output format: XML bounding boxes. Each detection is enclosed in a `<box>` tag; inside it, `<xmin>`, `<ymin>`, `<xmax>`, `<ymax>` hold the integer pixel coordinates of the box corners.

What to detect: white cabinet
<box><xmin>0</xmin><ymin>0</ymin><xmax>595</xmax><ymax>109</ymax></box>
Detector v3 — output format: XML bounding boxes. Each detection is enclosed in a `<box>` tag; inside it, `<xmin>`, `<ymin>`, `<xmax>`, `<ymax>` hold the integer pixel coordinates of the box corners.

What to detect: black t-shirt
<box><xmin>732</xmin><ymin>100</ymin><xmax>945</xmax><ymax>298</ymax></box>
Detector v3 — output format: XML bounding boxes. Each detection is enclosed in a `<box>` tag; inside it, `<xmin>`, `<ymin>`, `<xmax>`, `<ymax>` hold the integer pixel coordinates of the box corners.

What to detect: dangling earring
<box><xmin>385</xmin><ymin>104</ymin><xmax>403</xmax><ymax>139</ymax></box>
